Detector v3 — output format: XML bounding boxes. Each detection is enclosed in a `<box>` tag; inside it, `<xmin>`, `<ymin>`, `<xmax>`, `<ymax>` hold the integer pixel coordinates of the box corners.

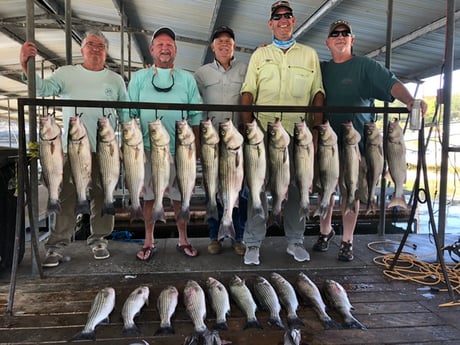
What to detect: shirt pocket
<box><xmin>257</xmin><ymin>62</ymin><xmax>280</xmax><ymax>100</ymax></box>
<box><xmin>288</xmin><ymin>66</ymin><xmax>315</xmax><ymax>98</ymax></box>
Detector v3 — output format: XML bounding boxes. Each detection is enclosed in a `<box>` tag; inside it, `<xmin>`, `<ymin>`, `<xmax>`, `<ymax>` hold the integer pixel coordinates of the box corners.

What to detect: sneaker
<box><xmin>287</xmin><ymin>243</ymin><xmax>310</xmax><ymax>262</ymax></box>
<box><xmin>338</xmin><ymin>241</ymin><xmax>354</xmax><ymax>261</ymax></box>
<box><xmin>207</xmin><ymin>240</ymin><xmax>222</xmax><ymax>255</ymax></box>
<box><xmin>42</xmin><ymin>250</ymin><xmax>63</xmax><ymax>268</ymax></box>
<box><xmin>92</xmin><ymin>243</ymin><xmax>110</xmax><ymax>260</ymax></box>
<box><xmin>312</xmin><ymin>229</ymin><xmax>335</xmax><ymax>252</ymax></box>
<box><xmin>233</xmin><ymin>242</ymin><xmax>246</xmax><ymax>256</ymax></box>
<box><xmin>244</xmin><ymin>246</ymin><xmax>260</xmax><ymax>265</ymax></box>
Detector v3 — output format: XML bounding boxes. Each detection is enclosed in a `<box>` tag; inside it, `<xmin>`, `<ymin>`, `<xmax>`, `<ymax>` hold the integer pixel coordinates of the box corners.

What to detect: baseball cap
<box><xmin>328</xmin><ymin>20</ymin><xmax>353</xmax><ymax>36</ymax></box>
<box><xmin>152</xmin><ymin>27</ymin><xmax>176</xmax><ymax>42</ymax></box>
<box><xmin>271</xmin><ymin>1</ymin><xmax>293</xmax><ymax>16</ymax></box>
<box><xmin>212</xmin><ymin>26</ymin><xmax>235</xmax><ymax>41</ymax></box>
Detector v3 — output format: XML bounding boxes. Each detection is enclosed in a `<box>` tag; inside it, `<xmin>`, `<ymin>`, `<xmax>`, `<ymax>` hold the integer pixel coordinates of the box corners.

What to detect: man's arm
<box><xmin>391</xmin><ymin>82</ymin><xmax>427</xmax><ymax>115</ymax></box>
<box><xmin>241</xmin><ymin>91</ymin><xmax>254</xmax><ymax>124</ymax></box>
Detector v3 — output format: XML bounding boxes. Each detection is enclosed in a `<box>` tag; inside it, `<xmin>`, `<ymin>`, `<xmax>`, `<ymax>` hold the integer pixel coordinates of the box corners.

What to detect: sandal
<box><xmin>338</xmin><ymin>241</ymin><xmax>354</xmax><ymax>261</ymax></box>
<box><xmin>136</xmin><ymin>246</ymin><xmax>156</xmax><ymax>261</ymax></box>
<box><xmin>176</xmin><ymin>244</ymin><xmax>199</xmax><ymax>257</ymax></box>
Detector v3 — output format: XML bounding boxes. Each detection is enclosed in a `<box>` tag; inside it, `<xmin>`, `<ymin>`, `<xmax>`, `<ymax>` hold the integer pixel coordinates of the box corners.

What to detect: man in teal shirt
<box><xmin>316</xmin><ymin>20</ymin><xmax>427</xmax><ymax>261</ymax></box>
<box><xmin>20</xmin><ymin>30</ymin><xmax>128</xmax><ymax>267</ymax></box>
<box><xmin>127</xmin><ymin>27</ymin><xmax>203</xmax><ymax>260</ymax></box>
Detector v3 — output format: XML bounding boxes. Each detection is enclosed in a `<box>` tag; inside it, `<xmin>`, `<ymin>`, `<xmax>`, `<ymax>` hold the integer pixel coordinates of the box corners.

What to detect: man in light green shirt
<box><xmin>240</xmin><ymin>1</ymin><xmax>325</xmax><ymax>265</ymax></box>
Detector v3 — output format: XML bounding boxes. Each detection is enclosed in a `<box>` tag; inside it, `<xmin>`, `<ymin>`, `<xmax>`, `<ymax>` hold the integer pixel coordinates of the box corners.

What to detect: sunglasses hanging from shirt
<box><xmin>151</xmin><ymin>66</ymin><xmax>175</xmax><ymax>92</ymax></box>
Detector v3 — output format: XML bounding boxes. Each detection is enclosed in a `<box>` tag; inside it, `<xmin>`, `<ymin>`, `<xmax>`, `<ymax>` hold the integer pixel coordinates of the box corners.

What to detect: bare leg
<box><xmin>319</xmin><ymin>194</ymin><xmax>335</xmax><ymax>235</ymax></box>
<box><xmin>136</xmin><ymin>200</ymin><xmax>156</xmax><ymax>260</ymax></box>
<box><xmin>173</xmin><ymin>200</ymin><xmax>198</xmax><ymax>256</ymax></box>
<box><xmin>341</xmin><ymin>199</ymin><xmax>359</xmax><ymax>243</ymax></box>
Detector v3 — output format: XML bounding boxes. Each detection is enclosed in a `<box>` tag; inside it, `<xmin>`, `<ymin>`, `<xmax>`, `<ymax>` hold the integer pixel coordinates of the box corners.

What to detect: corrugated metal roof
<box><xmin>0</xmin><ymin>0</ymin><xmax>459</xmax><ymax>119</ymax></box>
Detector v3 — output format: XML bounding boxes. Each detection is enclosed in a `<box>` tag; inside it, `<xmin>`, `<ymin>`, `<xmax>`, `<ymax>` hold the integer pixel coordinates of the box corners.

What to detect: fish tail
<box><xmin>214</xmin><ymin>321</ymin><xmax>228</xmax><ymax>330</ymax></box>
<box><xmin>130</xmin><ymin>206</ymin><xmax>144</xmax><ymax>222</ymax></box>
<box><xmin>252</xmin><ymin>204</ymin><xmax>265</xmax><ymax>219</ymax></box>
<box><xmin>101</xmin><ymin>202</ymin><xmax>116</xmax><ymax>216</ymax></box>
<box><xmin>268</xmin><ymin>317</ymin><xmax>285</xmax><ymax>330</ymax></box>
<box><xmin>154</xmin><ymin>326</ymin><xmax>175</xmax><ymax>335</ymax></box>
<box><xmin>343</xmin><ymin>318</ymin><xmax>367</xmax><ymax>330</ymax></box>
<box><xmin>323</xmin><ymin>318</ymin><xmax>342</xmax><ymax>329</ymax></box>
<box><xmin>122</xmin><ymin>324</ymin><xmax>141</xmax><ymax>335</ymax></box>
<box><xmin>151</xmin><ymin>207</ymin><xmax>166</xmax><ymax>223</ymax></box>
<box><xmin>299</xmin><ymin>205</ymin><xmax>310</xmax><ymax>221</ymax></box>
<box><xmin>218</xmin><ymin>219</ymin><xmax>236</xmax><ymax>241</ymax></box>
<box><xmin>74</xmin><ymin>201</ymin><xmax>90</xmax><ymax>216</ymax></box>
<box><xmin>47</xmin><ymin>200</ymin><xmax>61</xmax><ymax>215</ymax></box>
<box><xmin>244</xmin><ymin>319</ymin><xmax>262</xmax><ymax>329</ymax></box>
<box><xmin>206</xmin><ymin>202</ymin><xmax>219</xmax><ymax>221</ymax></box>
<box><xmin>178</xmin><ymin>207</ymin><xmax>190</xmax><ymax>221</ymax></box>
<box><xmin>69</xmin><ymin>330</ymin><xmax>96</xmax><ymax>341</ymax></box>
<box><xmin>387</xmin><ymin>196</ymin><xmax>407</xmax><ymax>209</ymax></box>
<box><xmin>287</xmin><ymin>315</ymin><xmax>304</xmax><ymax>328</ymax></box>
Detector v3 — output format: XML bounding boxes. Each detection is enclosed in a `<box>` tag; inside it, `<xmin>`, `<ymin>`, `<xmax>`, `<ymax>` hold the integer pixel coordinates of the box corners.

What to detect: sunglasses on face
<box><xmin>271</xmin><ymin>13</ymin><xmax>293</xmax><ymax>20</ymax></box>
<box><xmin>328</xmin><ymin>30</ymin><xmax>352</xmax><ymax>38</ymax></box>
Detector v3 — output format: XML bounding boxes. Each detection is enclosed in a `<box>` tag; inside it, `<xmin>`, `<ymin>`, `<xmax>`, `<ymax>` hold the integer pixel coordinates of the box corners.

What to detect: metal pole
<box><xmin>379</xmin><ymin>0</ymin><xmax>393</xmax><ymax>236</ymax></box>
<box><xmin>65</xmin><ymin>0</ymin><xmax>72</xmax><ymax>65</ymax></box>
<box><xmin>438</xmin><ymin>0</ymin><xmax>455</xmax><ymax>248</ymax></box>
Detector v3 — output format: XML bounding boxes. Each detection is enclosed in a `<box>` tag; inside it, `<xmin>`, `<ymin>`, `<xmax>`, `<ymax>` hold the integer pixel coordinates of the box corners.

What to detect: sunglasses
<box><xmin>151</xmin><ymin>73</ymin><xmax>174</xmax><ymax>92</ymax></box>
<box><xmin>329</xmin><ymin>30</ymin><xmax>352</xmax><ymax>38</ymax></box>
<box><xmin>271</xmin><ymin>13</ymin><xmax>293</xmax><ymax>20</ymax></box>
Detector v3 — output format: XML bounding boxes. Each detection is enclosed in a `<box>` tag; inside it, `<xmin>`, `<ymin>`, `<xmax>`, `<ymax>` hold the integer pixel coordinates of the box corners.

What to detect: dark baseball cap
<box><xmin>211</xmin><ymin>26</ymin><xmax>235</xmax><ymax>41</ymax></box>
<box><xmin>271</xmin><ymin>1</ymin><xmax>293</xmax><ymax>16</ymax></box>
<box><xmin>328</xmin><ymin>20</ymin><xmax>353</xmax><ymax>36</ymax></box>
<box><xmin>152</xmin><ymin>27</ymin><xmax>176</xmax><ymax>42</ymax></box>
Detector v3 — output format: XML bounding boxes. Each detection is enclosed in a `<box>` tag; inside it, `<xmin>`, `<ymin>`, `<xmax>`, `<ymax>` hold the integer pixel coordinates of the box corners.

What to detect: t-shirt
<box><xmin>127</xmin><ymin>66</ymin><xmax>203</xmax><ymax>154</ymax></box>
<box><xmin>321</xmin><ymin>55</ymin><xmax>399</xmax><ymax>147</ymax></box>
<box><xmin>31</xmin><ymin>64</ymin><xmax>128</xmax><ymax>152</ymax></box>
<box><xmin>241</xmin><ymin>42</ymin><xmax>324</xmax><ymax>134</ymax></box>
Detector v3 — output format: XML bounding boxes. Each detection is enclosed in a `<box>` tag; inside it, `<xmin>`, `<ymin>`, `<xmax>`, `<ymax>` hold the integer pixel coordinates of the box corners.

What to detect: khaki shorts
<box><xmin>143</xmin><ymin>152</ymin><xmax>181</xmax><ymax>201</ymax></box>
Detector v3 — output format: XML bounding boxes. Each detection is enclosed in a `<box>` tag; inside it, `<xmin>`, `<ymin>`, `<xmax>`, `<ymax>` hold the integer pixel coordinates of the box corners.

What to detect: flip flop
<box><xmin>176</xmin><ymin>244</ymin><xmax>199</xmax><ymax>257</ymax></box>
<box><xmin>136</xmin><ymin>246</ymin><xmax>156</xmax><ymax>261</ymax></box>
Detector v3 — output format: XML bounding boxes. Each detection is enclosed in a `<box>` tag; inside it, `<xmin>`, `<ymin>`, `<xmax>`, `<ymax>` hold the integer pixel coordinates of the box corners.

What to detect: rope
<box><xmin>368</xmin><ymin>240</ymin><xmax>460</xmax><ymax>307</ymax></box>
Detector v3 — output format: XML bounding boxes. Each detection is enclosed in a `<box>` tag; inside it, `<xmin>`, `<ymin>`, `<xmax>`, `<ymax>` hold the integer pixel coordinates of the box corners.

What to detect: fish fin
<box><xmin>287</xmin><ymin>315</ymin><xmax>304</xmax><ymax>328</ymax></box>
<box><xmin>101</xmin><ymin>203</ymin><xmax>116</xmax><ymax>216</ymax></box>
<box><xmin>151</xmin><ymin>207</ymin><xmax>166</xmax><ymax>223</ymax></box>
<box><xmin>343</xmin><ymin>318</ymin><xmax>367</xmax><ymax>330</ymax></box>
<box><xmin>323</xmin><ymin>318</ymin><xmax>342</xmax><ymax>329</ymax></box>
<box><xmin>268</xmin><ymin>317</ymin><xmax>285</xmax><ymax>330</ymax></box>
<box><xmin>47</xmin><ymin>200</ymin><xmax>61</xmax><ymax>215</ymax></box>
<box><xmin>74</xmin><ymin>201</ymin><xmax>90</xmax><ymax>217</ymax></box>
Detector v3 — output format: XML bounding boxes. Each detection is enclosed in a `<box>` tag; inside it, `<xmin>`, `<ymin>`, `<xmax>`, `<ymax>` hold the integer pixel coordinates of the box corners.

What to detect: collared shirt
<box><xmin>241</xmin><ymin>42</ymin><xmax>324</xmax><ymax>134</ymax></box>
<box><xmin>26</xmin><ymin>64</ymin><xmax>128</xmax><ymax>153</ymax></box>
<box><xmin>127</xmin><ymin>66</ymin><xmax>203</xmax><ymax>155</ymax></box>
<box><xmin>194</xmin><ymin>58</ymin><xmax>248</xmax><ymax>128</ymax></box>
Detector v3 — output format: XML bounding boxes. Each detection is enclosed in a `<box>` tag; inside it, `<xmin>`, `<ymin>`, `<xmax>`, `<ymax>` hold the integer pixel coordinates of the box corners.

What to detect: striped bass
<box><xmin>364</xmin><ymin>122</ymin><xmax>384</xmax><ymax>215</ymax></box>
<box><xmin>295</xmin><ymin>272</ymin><xmax>340</xmax><ymax>329</ymax></box>
<box><xmin>386</xmin><ymin>118</ymin><xmax>407</xmax><ymax>209</ymax></box>
<box><xmin>121</xmin><ymin>286</ymin><xmax>149</xmax><ymax>335</ymax></box>
<box><xmin>155</xmin><ymin>285</ymin><xmax>179</xmax><ymax>335</ymax></box>
<box><xmin>283</xmin><ymin>328</ymin><xmax>302</xmax><ymax>345</ymax></box>
<box><xmin>218</xmin><ymin>119</ymin><xmax>244</xmax><ymax>240</ymax></box>
<box><xmin>269</xmin><ymin>272</ymin><xmax>303</xmax><ymax>328</ymax></box>
<box><xmin>323</xmin><ymin>279</ymin><xmax>367</xmax><ymax>330</ymax></box>
<box><xmin>67</xmin><ymin>114</ymin><xmax>92</xmax><ymax>216</ymax></box>
<box><xmin>39</xmin><ymin>113</ymin><xmax>63</xmax><ymax>214</ymax></box>
<box><xmin>96</xmin><ymin>116</ymin><xmax>120</xmax><ymax>216</ymax></box>
<box><xmin>206</xmin><ymin>276</ymin><xmax>231</xmax><ymax>330</ymax></box>
<box><xmin>70</xmin><ymin>287</ymin><xmax>115</xmax><ymax>341</ymax></box>
<box><xmin>175</xmin><ymin>119</ymin><xmax>196</xmax><ymax>221</ymax></box>
<box><xmin>243</xmin><ymin>119</ymin><xmax>266</xmax><ymax>219</ymax></box>
<box><xmin>314</xmin><ymin>121</ymin><xmax>339</xmax><ymax>219</ymax></box>
<box><xmin>148</xmin><ymin>119</ymin><xmax>171</xmax><ymax>223</ymax></box>
<box><xmin>183</xmin><ymin>280</ymin><xmax>207</xmax><ymax>334</ymax></box>
<box><xmin>267</xmin><ymin>118</ymin><xmax>290</xmax><ymax>226</ymax></box>
<box><xmin>341</xmin><ymin>121</ymin><xmax>361</xmax><ymax>215</ymax></box>
<box><xmin>200</xmin><ymin>119</ymin><xmax>220</xmax><ymax>221</ymax></box>
<box><xmin>293</xmin><ymin>120</ymin><xmax>314</xmax><ymax>221</ymax></box>
<box><xmin>253</xmin><ymin>276</ymin><xmax>285</xmax><ymax>329</ymax></box>
<box><xmin>121</xmin><ymin>118</ymin><xmax>145</xmax><ymax>221</ymax></box>
<box><xmin>229</xmin><ymin>275</ymin><xmax>261</xmax><ymax>329</ymax></box>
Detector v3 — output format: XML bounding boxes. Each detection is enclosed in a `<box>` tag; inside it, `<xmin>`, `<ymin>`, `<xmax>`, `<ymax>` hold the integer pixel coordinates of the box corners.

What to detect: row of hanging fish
<box><xmin>38</xmin><ymin>113</ymin><xmax>408</xmax><ymax>225</ymax></box>
<box><xmin>69</xmin><ymin>272</ymin><xmax>365</xmax><ymax>342</ymax></box>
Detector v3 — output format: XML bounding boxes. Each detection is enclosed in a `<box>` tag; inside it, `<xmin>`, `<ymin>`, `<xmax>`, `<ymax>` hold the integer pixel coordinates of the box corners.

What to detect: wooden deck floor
<box><xmin>1</xmin><ymin>233</ymin><xmax>460</xmax><ymax>345</ymax></box>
